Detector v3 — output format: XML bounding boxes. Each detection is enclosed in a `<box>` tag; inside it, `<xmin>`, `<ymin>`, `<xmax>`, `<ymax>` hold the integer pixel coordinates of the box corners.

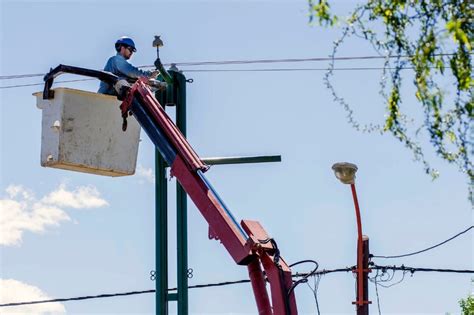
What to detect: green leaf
<box><xmin>446</xmin><ymin>131</ymin><xmax>456</xmax><ymax>143</ymax></box>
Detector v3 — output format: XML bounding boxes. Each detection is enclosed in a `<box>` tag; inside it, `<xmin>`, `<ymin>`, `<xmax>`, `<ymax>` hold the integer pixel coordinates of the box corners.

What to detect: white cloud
<box><xmin>136</xmin><ymin>164</ymin><xmax>155</xmax><ymax>184</ymax></box>
<box><xmin>6</xmin><ymin>185</ymin><xmax>33</xmax><ymax>200</ymax></box>
<box><xmin>0</xmin><ymin>279</ymin><xmax>66</xmax><ymax>315</ymax></box>
<box><xmin>41</xmin><ymin>184</ymin><xmax>108</xmax><ymax>209</ymax></box>
<box><xmin>0</xmin><ymin>184</ymin><xmax>108</xmax><ymax>247</ymax></box>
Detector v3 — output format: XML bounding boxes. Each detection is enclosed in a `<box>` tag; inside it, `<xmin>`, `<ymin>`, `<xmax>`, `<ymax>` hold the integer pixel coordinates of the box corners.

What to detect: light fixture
<box><xmin>332</xmin><ymin>162</ymin><xmax>358</xmax><ymax>184</ymax></box>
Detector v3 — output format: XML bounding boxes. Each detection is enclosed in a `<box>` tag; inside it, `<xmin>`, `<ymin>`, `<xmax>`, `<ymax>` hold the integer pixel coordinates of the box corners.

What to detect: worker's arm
<box><xmin>114</xmin><ymin>56</ymin><xmax>153</xmax><ymax>79</ymax></box>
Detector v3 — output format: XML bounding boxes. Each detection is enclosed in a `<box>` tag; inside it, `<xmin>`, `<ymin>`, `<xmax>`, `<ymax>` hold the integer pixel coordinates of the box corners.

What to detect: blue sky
<box><xmin>0</xmin><ymin>0</ymin><xmax>472</xmax><ymax>314</ymax></box>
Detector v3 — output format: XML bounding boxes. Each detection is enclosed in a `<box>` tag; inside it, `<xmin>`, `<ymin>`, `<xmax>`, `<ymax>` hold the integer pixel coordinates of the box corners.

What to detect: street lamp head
<box><xmin>332</xmin><ymin>162</ymin><xmax>358</xmax><ymax>184</ymax></box>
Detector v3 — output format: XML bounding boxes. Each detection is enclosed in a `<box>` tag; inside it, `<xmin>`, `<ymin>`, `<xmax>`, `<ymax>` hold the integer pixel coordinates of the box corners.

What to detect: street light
<box><xmin>332</xmin><ymin>162</ymin><xmax>370</xmax><ymax>315</ymax></box>
<box><xmin>332</xmin><ymin>162</ymin><xmax>358</xmax><ymax>184</ymax></box>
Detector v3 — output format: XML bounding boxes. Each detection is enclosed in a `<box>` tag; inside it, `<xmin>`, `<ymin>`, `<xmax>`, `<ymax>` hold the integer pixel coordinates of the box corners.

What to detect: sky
<box><xmin>0</xmin><ymin>0</ymin><xmax>473</xmax><ymax>314</ymax></box>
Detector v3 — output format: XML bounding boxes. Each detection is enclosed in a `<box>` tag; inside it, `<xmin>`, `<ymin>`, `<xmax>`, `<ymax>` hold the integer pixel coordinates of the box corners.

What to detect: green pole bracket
<box><xmin>167</xmin><ymin>293</ymin><xmax>179</xmax><ymax>301</ymax></box>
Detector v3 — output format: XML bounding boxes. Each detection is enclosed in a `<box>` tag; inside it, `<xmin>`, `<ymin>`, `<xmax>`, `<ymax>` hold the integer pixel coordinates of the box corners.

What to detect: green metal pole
<box><xmin>156</xmin><ymin>148</ymin><xmax>168</xmax><ymax>315</ymax></box>
<box><xmin>155</xmin><ymin>87</ymin><xmax>169</xmax><ymax>315</ymax></box>
<box><xmin>172</xmin><ymin>69</ymin><xmax>189</xmax><ymax>315</ymax></box>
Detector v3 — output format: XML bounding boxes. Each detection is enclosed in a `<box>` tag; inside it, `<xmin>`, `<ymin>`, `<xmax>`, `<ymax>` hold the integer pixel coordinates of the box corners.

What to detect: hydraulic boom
<box><xmin>43</xmin><ymin>66</ymin><xmax>298</xmax><ymax>315</ymax></box>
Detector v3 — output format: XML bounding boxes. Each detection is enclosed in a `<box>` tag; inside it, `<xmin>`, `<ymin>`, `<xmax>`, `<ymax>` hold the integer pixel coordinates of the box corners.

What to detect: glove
<box><xmin>155</xmin><ymin>81</ymin><xmax>167</xmax><ymax>91</ymax></box>
<box><xmin>148</xmin><ymin>79</ymin><xmax>167</xmax><ymax>91</ymax></box>
<box><xmin>149</xmin><ymin>70</ymin><xmax>160</xmax><ymax>79</ymax></box>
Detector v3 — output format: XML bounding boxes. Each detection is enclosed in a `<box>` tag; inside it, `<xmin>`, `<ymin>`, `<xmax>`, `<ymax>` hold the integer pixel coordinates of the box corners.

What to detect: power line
<box><xmin>0</xmin><ymin>78</ymin><xmax>94</xmax><ymax>89</ymax></box>
<box><xmin>294</xmin><ymin>267</ymin><xmax>353</xmax><ymax>277</ymax></box>
<box><xmin>0</xmin><ymin>268</ymin><xmax>351</xmax><ymax>308</ymax></box>
<box><xmin>0</xmin><ymin>52</ymin><xmax>460</xmax><ymax>81</ymax></box>
<box><xmin>0</xmin><ymin>289</ymin><xmax>156</xmax><ymax>308</ymax></box>
<box><xmin>372</xmin><ymin>269</ymin><xmax>382</xmax><ymax>315</ymax></box>
<box><xmin>148</xmin><ymin>53</ymin><xmax>458</xmax><ymax>68</ymax></box>
<box><xmin>306</xmin><ymin>274</ymin><xmax>322</xmax><ymax>315</ymax></box>
<box><xmin>1</xmin><ymin>264</ymin><xmax>471</xmax><ymax>308</ymax></box>
<box><xmin>0</xmin><ymin>73</ymin><xmax>45</xmax><ymax>80</ymax></box>
<box><xmin>182</xmin><ymin>66</ymin><xmax>425</xmax><ymax>72</ymax></box>
<box><xmin>367</xmin><ymin>263</ymin><xmax>474</xmax><ymax>315</ymax></box>
<box><xmin>373</xmin><ymin>264</ymin><xmax>474</xmax><ymax>274</ymax></box>
<box><xmin>372</xmin><ymin>225</ymin><xmax>474</xmax><ymax>259</ymax></box>
<box><xmin>0</xmin><ymin>66</ymin><xmax>443</xmax><ymax>90</ymax></box>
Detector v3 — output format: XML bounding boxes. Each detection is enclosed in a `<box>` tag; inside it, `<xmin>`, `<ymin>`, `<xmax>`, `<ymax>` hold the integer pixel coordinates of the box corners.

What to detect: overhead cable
<box><xmin>1</xmin><ymin>264</ymin><xmax>471</xmax><ymax>308</ymax></box>
<box><xmin>372</xmin><ymin>225</ymin><xmax>474</xmax><ymax>259</ymax></box>
<box><xmin>0</xmin><ymin>52</ymin><xmax>461</xmax><ymax>80</ymax></box>
<box><xmin>0</xmin><ymin>289</ymin><xmax>156</xmax><ymax>308</ymax></box>
<box><xmin>372</xmin><ymin>264</ymin><xmax>474</xmax><ymax>274</ymax></box>
<box><xmin>146</xmin><ymin>53</ymin><xmax>459</xmax><ymax>68</ymax></box>
<box><xmin>288</xmin><ymin>260</ymin><xmax>320</xmax><ymax>295</ymax></box>
<box><xmin>0</xmin><ymin>73</ymin><xmax>45</xmax><ymax>80</ymax></box>
<box><xmin>0</xmin><ymin>78</ymin><xmax>94</xmax><ymax>89</ymax></box>
<box><xmin>0</xmin><ymin>267</ymin><xmax>352</xmax><ymax>308</ymax></box>
<box><xmin>0</xmin><ymin>66</ymin><xmax>441</xmax><ymax>90</ymax></box>
<box><xmin>181</xmin><ymin>66</ymin><xmax>429</xmax><ymax>72</ymax></box>
<box><xmin>372</xmin><ymin>270</ymin><xmax>382</xmax><ymax>315</ymax></box>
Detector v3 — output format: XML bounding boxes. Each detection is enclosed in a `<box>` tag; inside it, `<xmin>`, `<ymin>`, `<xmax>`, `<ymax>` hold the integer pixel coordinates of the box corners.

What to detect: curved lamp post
<box><xmin>332</xmin><ymin>162</ymin><xmax>369</xmax><ymax>314</ymax></box>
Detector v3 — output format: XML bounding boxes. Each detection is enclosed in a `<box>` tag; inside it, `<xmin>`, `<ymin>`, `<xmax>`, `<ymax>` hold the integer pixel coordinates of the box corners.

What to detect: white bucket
<box><xmin>34</xmin><ymin>88</ymin><xmax>141</xmax><ymax>177</ymax></box>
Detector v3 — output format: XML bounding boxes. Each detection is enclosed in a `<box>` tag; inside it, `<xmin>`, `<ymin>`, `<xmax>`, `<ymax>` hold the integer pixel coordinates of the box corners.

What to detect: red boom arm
<box><xmin>121</xmin><ymin>79</ymin><xmax>298</xmax><ymax>314</ymax></box>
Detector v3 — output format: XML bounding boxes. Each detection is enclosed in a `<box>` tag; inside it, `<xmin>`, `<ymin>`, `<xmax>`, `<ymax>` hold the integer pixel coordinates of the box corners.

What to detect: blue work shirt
<box><xmin>98</xmin><ymin>53</ymin><xmax>152</xmax><ymax>95</ymax></box>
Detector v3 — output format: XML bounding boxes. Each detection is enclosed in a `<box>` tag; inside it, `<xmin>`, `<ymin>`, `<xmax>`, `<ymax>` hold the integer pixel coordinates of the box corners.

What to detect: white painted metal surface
<box><xmin>34</xmin><ymin>88</ymin><xmax>141</xmax><ymax>176</ymax></box>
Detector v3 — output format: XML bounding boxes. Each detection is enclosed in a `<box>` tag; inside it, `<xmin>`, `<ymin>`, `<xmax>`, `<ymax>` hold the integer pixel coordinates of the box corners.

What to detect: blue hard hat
<box><xmin>115</xmin><ymin>36</ymin><xmax>137</xmax><ymax>52</ymax></box>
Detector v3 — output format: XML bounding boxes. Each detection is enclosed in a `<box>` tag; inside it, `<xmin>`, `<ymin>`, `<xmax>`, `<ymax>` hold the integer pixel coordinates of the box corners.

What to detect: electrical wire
<box><xmin>372</xmin><ymin>269</ymin><xmax>382</xmax><ymax>315</ymax></box>
<box><xmin>305</xmin><ymin>274</ymin><xmax>322</xmax><ymax>315</ymax></box>
<box><xmin>373</xmin><ymin>264</ymin><xmax>474</xmax><ymax>274</ymax></box>
<box><xmin>0</xmin><ymin>73</ymin><xmax>45</xmax><ymax>80</ymax></box>
<box><xmin>372</xmin><ymin>270</ymin><xmax>408</xmax><ymax>288</ymax></box>
<box><xmin>366</xmin><ymin>264</ymin><xmax>474</xmax><ymax>314</ymax></box>
<box><xmin>0</xmin><ymin>289</ymin><xmax>156</xmax><ymax>308</ymax></box>
<box><xmin>1</xmin><ymin>264</ymin><xmax>470</xmax><ymax>308</ymax></box>
<box><xmin>0</xmin><ymin>78</ymin><xmax>94</xmax><ymax>89</ymax></box>
<box><xmin>146</xmin><ymin>53</ymin><xmax>459</xmax><ymax>68</ymax></box>
<box><xmin>0</xmin><ymin>52</ymin><xmax>461</xmax><ymax>81</ymax></box>
<box><xmin>0</xmin><ymin>280</ymin><xmax>248</xmax><ymax>308</ymax></box>
<box><xmin>0</xmin><ymin>66</ymin><xmax>439</xmax><ymax>90</ymax></box>
<box><xmin>179</xmin><ymin>66</ymin><xmax>423</xmax><ymax>72</ymax></box>
<box><xmin>288</xmin><ymin>260</ymin><xmax>319</xmax><ymax>295</ymax></box>
<box><xmin>293</xmin><ymin>267</ymin><xmax>353</xmax><ymax>277</ymax></box>
<box><xmin>0</xmin><ymin>268</ymin><xmax>351</xmax><ymax>308</ymax></box>
<box><xmin>372</xmin><ymin>225</ymin><xmax>474</xmax><ymax>259</ymax></box>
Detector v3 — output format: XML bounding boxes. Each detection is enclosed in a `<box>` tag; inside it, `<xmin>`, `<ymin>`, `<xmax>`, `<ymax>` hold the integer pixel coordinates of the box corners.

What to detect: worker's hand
<box><xmin>149</xmin><ymin>70</ymin><xmax>160</xmax><ymax>79</ymax></box>
<box><xmin>155</xmin><ymin>81</ymin><xmax>167</xmax><ymax>91</ymax></box>
<box><xmin>147</xmin><ymin>79</ymin><xmax>167</xmax><ymax>91</ymax></box>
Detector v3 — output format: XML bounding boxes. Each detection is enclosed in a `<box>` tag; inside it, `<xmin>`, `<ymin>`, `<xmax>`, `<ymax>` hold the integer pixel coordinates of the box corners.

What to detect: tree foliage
<box><xmin>309</xmin><ymin>0</ymin><xmax>473</xmax><ymax>202</ymax></box>
<box><xmin>459</xmin><ymin>295</ymin><xmax>474</xmax><ymax>315</ymax></box>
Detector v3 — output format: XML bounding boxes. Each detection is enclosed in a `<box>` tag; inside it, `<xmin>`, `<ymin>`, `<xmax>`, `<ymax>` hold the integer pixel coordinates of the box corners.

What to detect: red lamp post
<box><xmin>332</xmin><ymin>162</ymin><xmax>370</xmax><ymax>315</ymax></box>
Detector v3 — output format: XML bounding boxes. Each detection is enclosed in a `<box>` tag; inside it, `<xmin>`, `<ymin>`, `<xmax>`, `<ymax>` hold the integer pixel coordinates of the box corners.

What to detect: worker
<box><xmin>98</xmin><ymin>36</ymin><xmax>158</xmax><ymax>95</ymax></box>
